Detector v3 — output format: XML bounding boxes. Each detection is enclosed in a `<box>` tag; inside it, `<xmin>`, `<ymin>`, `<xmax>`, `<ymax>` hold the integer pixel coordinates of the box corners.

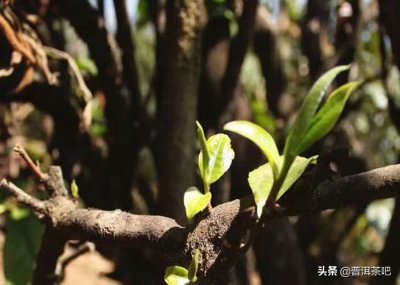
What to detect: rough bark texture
<box><xmin>156</xmin><ymin>0</ymin><xmax>205</xmax><ymax>222</ymax></box>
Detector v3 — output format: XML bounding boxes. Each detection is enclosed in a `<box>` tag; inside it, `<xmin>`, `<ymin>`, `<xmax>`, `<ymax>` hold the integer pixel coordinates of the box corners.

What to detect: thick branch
<box><xmin>277</xmin><ymin>164</ymin><xmax>400</xmax><ymax>217</ymax></box>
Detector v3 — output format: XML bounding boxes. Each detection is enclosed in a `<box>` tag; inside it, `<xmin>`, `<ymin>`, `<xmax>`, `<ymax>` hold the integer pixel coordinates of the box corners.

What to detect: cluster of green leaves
<box><xmin>225</xmin><ymin>65</ymin><xmax>360</xmax><ymax>217</ymax></box>
<box><xmin>184</xmin><ymin>122</ymin><xmax>234</xmax><ymax>222</ymax></box>
<box><xmin>168</xmin><ymin>65</ymin><xmax>359</xmax><ymax>283</ymax></box>
<box><xmin>164</xmin><ymin>249</ymin><xmax>200</xmax><ymax>285</ymax></box>
<box><xmin>168</xmin><ymin>124</ymin><xmax>235</xmax><ymax>283</ymax></box>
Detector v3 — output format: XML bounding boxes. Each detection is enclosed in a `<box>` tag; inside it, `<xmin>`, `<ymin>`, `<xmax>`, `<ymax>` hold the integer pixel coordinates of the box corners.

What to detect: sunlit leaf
<box><xmin>164</xmin><ymin>266</ymin><xmax>190</xmax><ymax>285</ymax></box>
<box><xmin>71</xmin><ymin>180</ymin><xmax>79</xmax><ymax>199</ymax></box>
<box><xmin>4</xmin><ymin>214</ymin><xmax>44</xmax><ymax>285</ymax></box>
<box><xmin>184</xmin><ymin>187</ymin><xmax>212</xmax><ymax>222</ymax></box>
<box><xmin>188</xmin><ymin>249</ymin><xmax>200</xmax><ymax>283</ymax></box>
<box><xmin>284</xmin><ymin>65</ymin><xmax>350</xmax><ymax>159</ymax></box>
<box><xmin>224</xmin><ymin>121</ymin><xmax>279</xmax><ymax>177</ymax></box>
<box><xmin>295</xmin><ymin>81</ymin><xmax>361</xmax><ymax>154</ymax></box>
<box><xmin>248</xmin><ymin>163</ymin><xmax>274</xmax><ymax>218</ymax></box>
<box><xmin>199</xmin><ymin>134</ymin><xmax>235</xmax><ymax>185</ymax></box>
<box><xmin>248</xmin><ymin>156</ymin><xmax>316</xmax><ymax>217</ymax></box>
<box><xmin>76</xmin><ymin>56</ymin><xmax>98</xmax><ymax>76</ymax></box>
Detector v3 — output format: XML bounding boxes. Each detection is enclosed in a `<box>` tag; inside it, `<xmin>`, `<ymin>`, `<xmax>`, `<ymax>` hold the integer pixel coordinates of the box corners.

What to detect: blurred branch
<box><xmin>32</xmin><ymin>229</ymin><xmax>67</xmax><ymax>285</ymax></box>
<box><xmin>219</xmin><ymin>0</ymin><xmax>259</xmax><ymax>120</ymax></box>
<box><xmin>300</xmin><ymin>0</ymin><xmax>327</xmax><ymax>80</ymax></box>
<box><xmin>53</xmin><ymin>241</ymin><xmax>95</xmax><ymax>285</ymax></box>
<box><xmin>113</xmin><ymin>0</ymin><xmax>142</xmax><ymax>125</ymax></box>
<box><xmin>334</xmin><ymin>0</ymin><xmax>359</xmax><ymax>85</ymax></box>
<box><xmin>254</xmin><ymin>5</ymin><xmax>286</xmax><ymax>119</ymax></box>
<box><xmin>379</xmin><ymin>0</ymin><xmax>400</xmax><ymax>70</ymax></box>
<box><xmin>97</xmin><ymin>0</ymin><xmax>104</xmax><ymax>18</ymax></box>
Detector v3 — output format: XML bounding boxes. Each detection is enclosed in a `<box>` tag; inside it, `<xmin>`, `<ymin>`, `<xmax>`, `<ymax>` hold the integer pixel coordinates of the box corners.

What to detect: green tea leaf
<box><xmin>199</xmin><ymin>134</ymin><xmax>235</xmax><ymax>185</ymax></box>
<box><xmin>224</xmin><ymin>121</ymin><xmax>279</xmax><ymax>178</ymax></box>
<box><xmin>184</xmin><ymin>187</ymin><xmax>212</xmax><ymax>222</ymax></box>
<box><xmin>248</xmin><ymin>156</ymin><xmax>316</xmax><ymax>217</ymax></box>
<box><xmin>248</xmin><ymin>163</ymin><xmax>274</xmax><ymax>218</ymax></box>
<box><xmin>164</xmin><ymin>266</ymin><xmax>190</xmax><ymax>285</ymax></box>
<box><xmin>76</xmin><ymin>56</ymin><xmax>98</xmax><ymax>76</ymax></box>
<box><xmin>188</xmin><ymin>249</ymin><xmax>200</xmax><ymax>282</ymax></box>
<box><xmin>196</xmin><ymin>121</ymin><xmax>210</xmax><ymax>182</ymax></box>
<box><xmin>284</xmin><ymin>65</ymin><xmax>350</xmax><ymax>158</ymax></box>
<box><xmin>71</xmin><ymin>180</ymin><xmax>79</xmax><ymax>199</ymax></box>
<box><xmin>4</xmin><ymin>214</ymin><xmax>44</xmax><ymax>285</ymax></box>
<box><xmin>277</xmin><ymin>155</ymin><xmax>317</xmax><ymax>199</ymax></box>
<box><xmin>295</xmin><ymin>81</ymin><xmax>361</xmax><ymax>154</ymax></box>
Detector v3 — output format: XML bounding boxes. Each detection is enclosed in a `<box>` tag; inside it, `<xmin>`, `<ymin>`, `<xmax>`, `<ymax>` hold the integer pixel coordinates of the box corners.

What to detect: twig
<box><xmin>0</xmin><ymin>179</ymin><xmax>45</xmax><ymax>214</ymax></box>
<box><xmin>13</xmin><ymin>144</ymin><xmax>49</xmax><ymax>181</ymax></box>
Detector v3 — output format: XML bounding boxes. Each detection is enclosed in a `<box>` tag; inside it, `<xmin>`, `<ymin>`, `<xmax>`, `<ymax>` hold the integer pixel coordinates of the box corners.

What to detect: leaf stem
<box><xmin>203</xmin><ymin>180</ymin><xmax>210</xmax><ymax>194</ymax></box>
<box><xmin>265</xmin><ymin>156</ymin><xmax>294</xmax><ymax>208</ymax></box>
